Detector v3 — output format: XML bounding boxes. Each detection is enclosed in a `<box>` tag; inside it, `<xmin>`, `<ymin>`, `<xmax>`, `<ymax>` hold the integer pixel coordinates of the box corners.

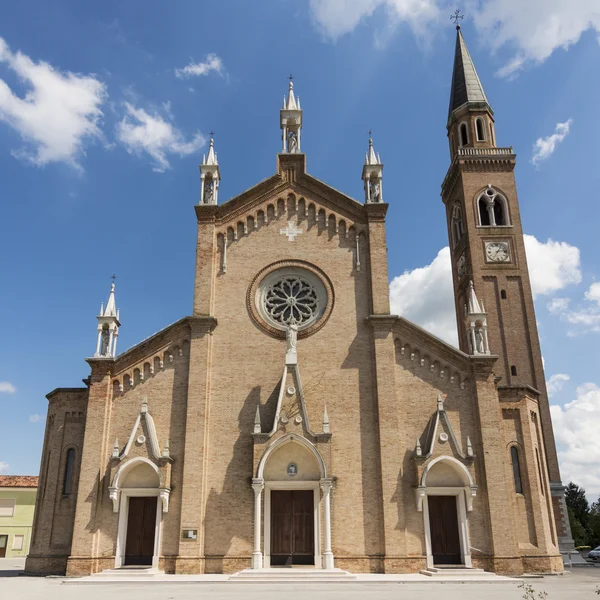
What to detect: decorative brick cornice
<box><xmin>194</xmin><ymin>204</ymin><xmax>219</xmax><ymax>224</ymax></box>
<box><xmin>365</xmin><ymin>202</ymin><xmax>388</xmax><ymax>222</ymax></box>
<box><xmin>46</xmin><ymin>387</ymin><xmax>88</xmax><ymax>402</ymax></box>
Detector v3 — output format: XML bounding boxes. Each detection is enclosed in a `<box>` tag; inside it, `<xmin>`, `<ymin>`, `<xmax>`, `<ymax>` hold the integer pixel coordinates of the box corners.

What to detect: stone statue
<box><xmin>370</xmin><ymin>180</ymin><xmax>381</xmax><ymax>202</ymax></box>
<box><xmin>100</xmin><ymin>327</ymin><xmax>110</xmax><ymax>356</ymax></box>
<box><xmin>475</xmin><ymin>328</ymin><xmax>484</xmax><ymax>354</ymax></box>
<box><xmin>204</xmin><ymin>179</ymin><xmax>213</xmax><ymax>203</ymax></box>
<box><xmin>286</xmin><ymin>322</ymin><xmax>298</xmax><ymax>353</ymax></box>
<box><xmin>288</xmin><ymin>131</ymin><xmax>298</xmax><ymax>153</ymax></box>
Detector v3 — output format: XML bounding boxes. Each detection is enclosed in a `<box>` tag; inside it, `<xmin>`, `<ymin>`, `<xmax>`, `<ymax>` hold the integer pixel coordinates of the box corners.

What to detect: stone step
<box><xmin>229</xmin><ymin>568</ymin><xmax>357</xmax><ymax>581</ymax></box>
<box><xmin>420</xmin><ymin>567</ymin><xmax>504</xmax><ymax>579</ymax></box>
<box><xmin>92</xmin><ymin>568</ymin><xmax>163</xmax><ymax>578</ymax></box>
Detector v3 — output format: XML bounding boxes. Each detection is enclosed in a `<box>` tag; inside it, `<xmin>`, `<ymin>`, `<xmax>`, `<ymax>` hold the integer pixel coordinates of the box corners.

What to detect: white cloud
<box><xmin>175</xmin><ymin>54</ymin><xmax>224</xmax><ymax>79</ymax></box>
<box><xmin>0</xmin><ymin>381</ymin><xmax>16</xmax><ymax>393</ymax></box>
<box><xmin>390</xmin><ymin>247</ymin><xmax>458</xmax><ymax>346</ymax></box>
<box><xmin>585</xmin><ymin>282</ymin><xmax>600</xmax><ymax>305</ymax></box>
<box><xmin>307</xmin><ymin>2</ymin><xmax>600</xmax><ymax>77</ymax></box>
<box><xmin>523</xmin><ymin>234</ymin><xmax>581</xmax><ymax>297</ymax></box>
<box><xmin>388</xmin><ymin>235</ymin><xmax>581</xmax><ymax>346</ymax></box>
<box><xmin>547</xmin><ymin>297</ymin><xmax>571</xmax><ymax>315</ymax></box>
<box><xmin>547</xmin><ymin>373</ymin><xmax>570</xmax><ymax>397</ymax></box>
<box><xmin>116</xmin><ymin>103</ymin><xmax>205</xmax><ymax>172</ymax></box>
<box><xmin>0</xmin><ymin>462</ymin><xmax>8</xmax><ymax>474</ymax></box>
<box><xmin>531</xmin><ymin>120</ymin><xmax>573</xmax><ymax>166</ymax></box>
<box><xmin>474</xmin><ymin>1</ymin><xmax>600</xmax><ymax>78</ymax></box>
<box><xmin>551</xmin><ymin>383</ymin><xmax>600</xmax><ymax>496</ymax></box>
<box><xmin>29</xmin><ymin>414</ymin><xmax>43</xmax><ymax>423</ymax></box>
<box><xmin>308</xmin><ymin>0</ymin><xmax>439</xmax><ymax>40</ymax></box>
<box><xmin>0</xmin><ymin>36</ymin><xmax>106</xmax><ymax>169</ymax></box>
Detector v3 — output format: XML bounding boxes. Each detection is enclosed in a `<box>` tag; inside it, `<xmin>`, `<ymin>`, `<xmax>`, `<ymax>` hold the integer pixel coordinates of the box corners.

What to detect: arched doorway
<box><xmin>419</xmin><ymin>457</ymin><xmax>476</xmax><ymax>568</ymax></box>
<box><xmin>112</xmin><ymin>458</ymin><xmax>164</xmax><ymax>569</ymax></box>
<box><xmin>253</xmin><ymin>434</ymin><xmax>332</xmax><ymax>569</ymax></box>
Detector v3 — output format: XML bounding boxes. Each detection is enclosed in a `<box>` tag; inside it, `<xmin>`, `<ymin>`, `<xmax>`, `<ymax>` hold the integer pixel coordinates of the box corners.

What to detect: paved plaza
<box><xmin>1</xmin><ymin>559</ymin><xmax>599</xmax><ymax>600</ymax></box>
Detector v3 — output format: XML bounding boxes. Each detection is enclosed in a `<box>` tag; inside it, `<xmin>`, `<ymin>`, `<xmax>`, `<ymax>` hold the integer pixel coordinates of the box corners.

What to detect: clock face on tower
<box><xmin>485</xmin><ymin>241</ymin><xmax>510</xmax><ymax>263</ymax></box>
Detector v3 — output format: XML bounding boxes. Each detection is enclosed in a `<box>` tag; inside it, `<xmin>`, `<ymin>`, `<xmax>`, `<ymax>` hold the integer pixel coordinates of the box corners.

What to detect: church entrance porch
<box><xmin>270</xmin><ymin>490</ymin><xmax>314</xmax><ymax>566</ymax></box>
<box><xmin>427</xmin><ymin>495</ymin><xmax>462</xmax><ymax>565</ymax></box>
<box><xmin>124</xmin><ymin>496</ymin><xmax>157</xmax><ymax>566</ymax></box>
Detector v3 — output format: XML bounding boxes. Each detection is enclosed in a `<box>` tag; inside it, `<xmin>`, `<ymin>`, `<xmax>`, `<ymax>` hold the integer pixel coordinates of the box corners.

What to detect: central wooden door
<box><xmin>125</xmin><ymin>496</ymin><xmax>157</xmax><ymax>566</ymax></box>
<box><xmin>428</xmin><ymin>495</ymin><xmax>462</xmax><ymax>565</ymax></box>
<box><xmin>271</xmin><ymin>490</ymin><xmax>314</xmax><ymax>566</ymax></box>
<box><xmin>0</xmin><ymin>535</ymin><xmax>7</xmax><ymax>558</ymax></box>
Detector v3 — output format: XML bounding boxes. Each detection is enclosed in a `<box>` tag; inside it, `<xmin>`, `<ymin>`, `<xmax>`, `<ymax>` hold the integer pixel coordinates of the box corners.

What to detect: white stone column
<box><xmin>320</xmin><ymin>478</ymin><xmax>334</xmax><ymax>570</ymax></box>
<box><xmin>251</xmin><ymin>478</ymin><xmax>264</xmax><ymax>569</ymax></box>
<box><xmin>200</xmin><ymin>173</ymin><xmax>206</xmax><ymax>204</ymax></box>
<box><xmin>112</xmin><ymin>331</ymin><xmax>118</xmax><ymax>357</ymax></box>
<box><xmin>108</xmin><ymin>330</ymin><xmax>114</xmax><ymax>358</ymax></box>
<box><xmin>95</xmin><ymin>329</ymin><xmax>102</xmax><ymax>356</ymax></box>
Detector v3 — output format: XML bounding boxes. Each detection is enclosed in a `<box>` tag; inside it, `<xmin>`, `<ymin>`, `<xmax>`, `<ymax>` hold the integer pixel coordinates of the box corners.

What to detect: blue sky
<box><xmin>1</xmin><ymin>1</ymin><xmax>600</xmax><ymax>498</ymax></box>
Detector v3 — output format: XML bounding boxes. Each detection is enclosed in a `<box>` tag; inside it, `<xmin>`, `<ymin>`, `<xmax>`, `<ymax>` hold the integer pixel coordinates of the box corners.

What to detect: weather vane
<box><xmin>288</xmin><ymin>73</ymin><xmax>293</xmax><ymax>82</ymax></box>
<box><xmin>111</xmin><ymin>274</ymin><xmax>117</xmax><ymax>283</ymax></box>
<box><xmin>209</xmin><ymin>130</ymin><xmax>215</xmax><ymax>138</ymax></box>
<box><xmin>368</xmin><ymin>129</ymin><xmax>372</xmax><ymax>138</ymax></box>
<box><xmin>450</xmin><ymin>8</ymin><xmax>464</xmax><ymax>29</ymax></box>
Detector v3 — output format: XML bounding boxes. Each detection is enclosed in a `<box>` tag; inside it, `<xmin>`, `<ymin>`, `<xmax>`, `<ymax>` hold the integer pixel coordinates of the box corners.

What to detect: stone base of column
<box><xmin>323</xmin><ymin>551</ymin><xmax>334</xmax><ymax>570</ymax></box>
<box><xmin>251</xmin><ymin>552</ymin><xmax>263</xmax><ymax>569</ymax></box>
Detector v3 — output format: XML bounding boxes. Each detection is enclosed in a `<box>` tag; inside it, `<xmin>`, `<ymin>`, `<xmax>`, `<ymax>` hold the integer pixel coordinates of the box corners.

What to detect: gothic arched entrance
<box><xmin>253</xmin><ymin>434</ymin><xmax>333</xmax><ymax>569</ymax></box>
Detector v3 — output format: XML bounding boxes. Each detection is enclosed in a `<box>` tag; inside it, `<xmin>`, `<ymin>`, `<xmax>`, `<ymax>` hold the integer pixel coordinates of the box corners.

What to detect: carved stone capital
<box><xmin>159</xmin><ymin>488</ymin><xmax>171</xmax><ymax>513</ymax></box>
<box><xmin>252</xmin><ymin>478</ymin><xmax>265</xmax><ymax>495</ymax></box>
<box><xmin>320</xmin><ymin>477</ymin><xmax>333</xmax><ymax>494</ymax></box>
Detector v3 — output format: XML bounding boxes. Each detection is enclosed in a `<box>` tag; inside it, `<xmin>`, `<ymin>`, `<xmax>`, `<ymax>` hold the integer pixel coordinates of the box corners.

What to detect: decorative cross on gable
<box><xmin>280</xmin><ymin>220</ymin><xmax>303</xmax><ymax>241</ymax></box>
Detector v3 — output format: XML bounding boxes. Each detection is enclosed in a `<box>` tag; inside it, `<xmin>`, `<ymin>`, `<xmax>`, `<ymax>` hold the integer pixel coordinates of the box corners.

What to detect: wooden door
<box><xmin>428</xmin><ymin>495</ymin><xmax>462</xmax><ymax>565</ymax></box>
<box><xmin>271</xmin><ymin>490</ymin><xmax>314</xmax><ymax>566</ymax></box>
<box><xmin>125</xmin><ymin>497</ymin><xmax>157</xmax><ymax>566</ymax></box>
<box><xmin>0</xmin><ymin>535</ymin><xmax>7</xmax><ymax>558</ymax></box>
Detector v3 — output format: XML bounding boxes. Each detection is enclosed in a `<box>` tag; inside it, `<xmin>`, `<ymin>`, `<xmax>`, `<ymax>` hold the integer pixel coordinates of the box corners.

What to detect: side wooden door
<box><xmin>428</xmin><ymin>495</ymin><xmax>462</xmax><ymax>565</ymax></box>
<box><xmin>124</xmin><ymin>497</ymin><xmax>157</xmax><ymax>566</ymax></box>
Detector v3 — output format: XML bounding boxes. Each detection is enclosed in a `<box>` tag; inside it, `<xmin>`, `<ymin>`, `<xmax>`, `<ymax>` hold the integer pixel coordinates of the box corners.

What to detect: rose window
<box><xmin>255</xmin><ymin>266</ymin><xmax>328</xmax><ymax>332</ymax></box>
<box><xmin>265</xmin><ymin>276</ymin><xmax>319</xmax><ymax>326</ymax></box>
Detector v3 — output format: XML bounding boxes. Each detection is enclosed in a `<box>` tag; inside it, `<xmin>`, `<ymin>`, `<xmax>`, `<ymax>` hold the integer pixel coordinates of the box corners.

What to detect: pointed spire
<box><xmin>280</xmin><ymin>76</ymin><xmax>303</xmax><ymax>154</ymax></box>
<box><xmin>285</xmin><ymin>79</ymin><xmax>298</xmax><ymax>110</ymax></box>
<box><xmin>467</xmin><ymin>281</ymin><xmax>483</xmax><ymax>314</ymax></box>
<box><xmin>103</xmin><ymin>282</ymin><xmax>117</xmax><ymax>317</ymax></box>
<box><xmin>203</xmin><ymin>136</ymin><xmax>218</xmax><ymax>166</ymax></box>
<box><xmin>94</xmin><ymin>278</ymin><xmax>120</xmax><ymax>358</ymax></box>
<box><xmin>362</xmin><ymin>132</ymin><xmax>384</xmax><ymax>203</ymax></box>
<box><xmin>199</xmin><ymin>133</ymin><xmax>221</xmax><ymax>205</ymax></box>
<box><xmin>253</xmin><ymin>404</ymin><xmax>261</xmax><ymax>434</ymax></box>
<box><xmin>322</xmin><ymin>405</ymin><xmax>330</xmax><ymax>434</ymax></box>
<box><xmin>366</xmin><ymin>136</ymin><xmax>378</xmax><ymax>165</ymax></box>
<box><xmin>448</xmin><ymin>27</ymin><xmax>490</xmax><ymax>122</ymax></box>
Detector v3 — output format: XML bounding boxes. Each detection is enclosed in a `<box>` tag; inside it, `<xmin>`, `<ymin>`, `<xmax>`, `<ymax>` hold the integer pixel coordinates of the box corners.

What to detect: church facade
<box><xmin>26</xmin><ymin>28</ymin><xmax>573</xmax><ymax>577</ymax></box>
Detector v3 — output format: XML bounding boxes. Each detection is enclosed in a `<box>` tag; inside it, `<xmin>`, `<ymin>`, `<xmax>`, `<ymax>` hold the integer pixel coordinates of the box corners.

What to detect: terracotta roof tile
<box><xmin>0</xmin><ymin>475</ymin><xmax>39</xmax><ymax>488</ymax></box>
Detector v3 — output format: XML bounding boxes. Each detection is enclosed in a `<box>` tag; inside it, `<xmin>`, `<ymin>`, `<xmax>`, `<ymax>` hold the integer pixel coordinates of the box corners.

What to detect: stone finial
<box><xmin>141</xmin><ymin>396</ymin><xmax>148</xmax><ymax>413</ymax></box>
<box><xmin>362</xmin><ymin>134</ymin><xmax>383</xmax><ymax>204</ymax></box>
<box><xmin>415</xmin><ymin>438</ymin><xmax>422</xmax><ymax>457</ymax></box>
<box><xmin>322</xmin><ymin>405</ymin><xmax>330</xmax><ymax>434</ymax></box>
<box><xmin>162</xmin><ymin>439</ymin><xmax>170</xmax><ymax>459</ymax></box>
<box><xmin>112</xmin><ymin>438</ymin><xmax>120</xmax><ymax>459</ymax></box>
<box><xmin>94</xmin><ymin>279</ymin><xmax>120</xmax><ymax>358</ymax></box>
<box><xmin>437</xmin><ymin>393</ymin><xmax>444</xmax><ymax>412</ymax></box>
<box><xmin>467</xmin><ymin>436</ymin><xmax>474</xmax><ymax>457</ymax></box>
<box><xmin>253</xmin><ymin>404</ymin><xmax>261</xmax><ymax>434</ymax></box>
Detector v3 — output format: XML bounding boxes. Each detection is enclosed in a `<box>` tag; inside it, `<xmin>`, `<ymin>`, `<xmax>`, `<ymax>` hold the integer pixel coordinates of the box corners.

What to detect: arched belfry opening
<box><xmin>252</xmin><ymin>434</ymin><xmax>333</xmax><ymax>570</ymax></box>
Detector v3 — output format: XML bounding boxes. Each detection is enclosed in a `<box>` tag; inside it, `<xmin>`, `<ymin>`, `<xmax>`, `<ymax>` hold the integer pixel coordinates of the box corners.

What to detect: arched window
<box><xmin>511</xmin><ymin>365</ymin><xmax>518</xmax><ymax>376</ymax></box>
<box><xmin>477</xmin><ymin>187</ymin><xmax>510</xmax><ymax>227</ymax></box>
<box><xmin>511</xmin><ymin>447</ymin><xmax>523</xmax><ymax>494</ymax></box>
<box><xmin>63</xmin><ymin>448</ymin><xmax>75</xmax><ymax>496</ymax></box>
<box><xmin>475</xmin><ymin>118</ymin><xmax>485</xmax><ymax>141</ymax></box>
<box><xmin>451</xmin><ymin>204</ymin><xmax>464</xmax><ymax>247</ymax></box>
<box><xmin>478</xmin><ymin>198</ymin><xmax>491</xmax><ymax>226</ymax></box>
<box><xmin>501</xmin><ymin>289</ymin><xmax>507</xmax><ymax>299</ymax></box>
<box><xmin>459</xmin><ymin>123</ymin><xmax>469</xmax><ymax>147</ymax></box>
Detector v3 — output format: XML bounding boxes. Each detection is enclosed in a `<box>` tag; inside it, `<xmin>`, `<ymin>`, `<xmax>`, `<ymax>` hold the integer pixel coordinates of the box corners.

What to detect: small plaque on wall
<box><xmin>182</xmin><ymin>529</ymin><xmax>198</xmax><ymax>540</ymax></box>
<box><xmin>287</xmin><ymin>463</ymin><xmax>298</xmax><ymax>477</ymax></box>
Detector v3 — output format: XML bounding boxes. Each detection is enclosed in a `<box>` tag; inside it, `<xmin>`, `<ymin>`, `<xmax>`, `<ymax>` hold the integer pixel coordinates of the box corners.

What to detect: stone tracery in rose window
<box><xmin>264</xmin><ymin>276</ymin><xmax>319</xmax><ymax>326</ymax></box>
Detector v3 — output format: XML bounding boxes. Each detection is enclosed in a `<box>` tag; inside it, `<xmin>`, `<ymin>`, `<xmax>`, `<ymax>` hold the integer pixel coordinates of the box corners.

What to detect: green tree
<box><xmin>589</xmin><ymin>497</ymin><xmax>600</xmax><ymax>547</ymax></box>
<box><xmin>565</xmin><ymin>482</ymin><xmax>593</xmax><ymax>546</ymax></box>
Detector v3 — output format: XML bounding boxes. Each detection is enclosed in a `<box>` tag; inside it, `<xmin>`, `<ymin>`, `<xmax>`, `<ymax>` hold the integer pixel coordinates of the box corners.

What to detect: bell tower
<box><xmin>441</xmin><ymin>23</ymin><xmax>575</xmax><ymax>554</ymax></box>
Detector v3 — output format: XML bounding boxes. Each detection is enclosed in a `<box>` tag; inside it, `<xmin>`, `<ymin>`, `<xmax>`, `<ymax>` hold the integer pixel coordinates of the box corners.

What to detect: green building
<box><xmin>0</xmin><ymin>476</ymin><xmax>38</xmax><ymax>558</ymax></box>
